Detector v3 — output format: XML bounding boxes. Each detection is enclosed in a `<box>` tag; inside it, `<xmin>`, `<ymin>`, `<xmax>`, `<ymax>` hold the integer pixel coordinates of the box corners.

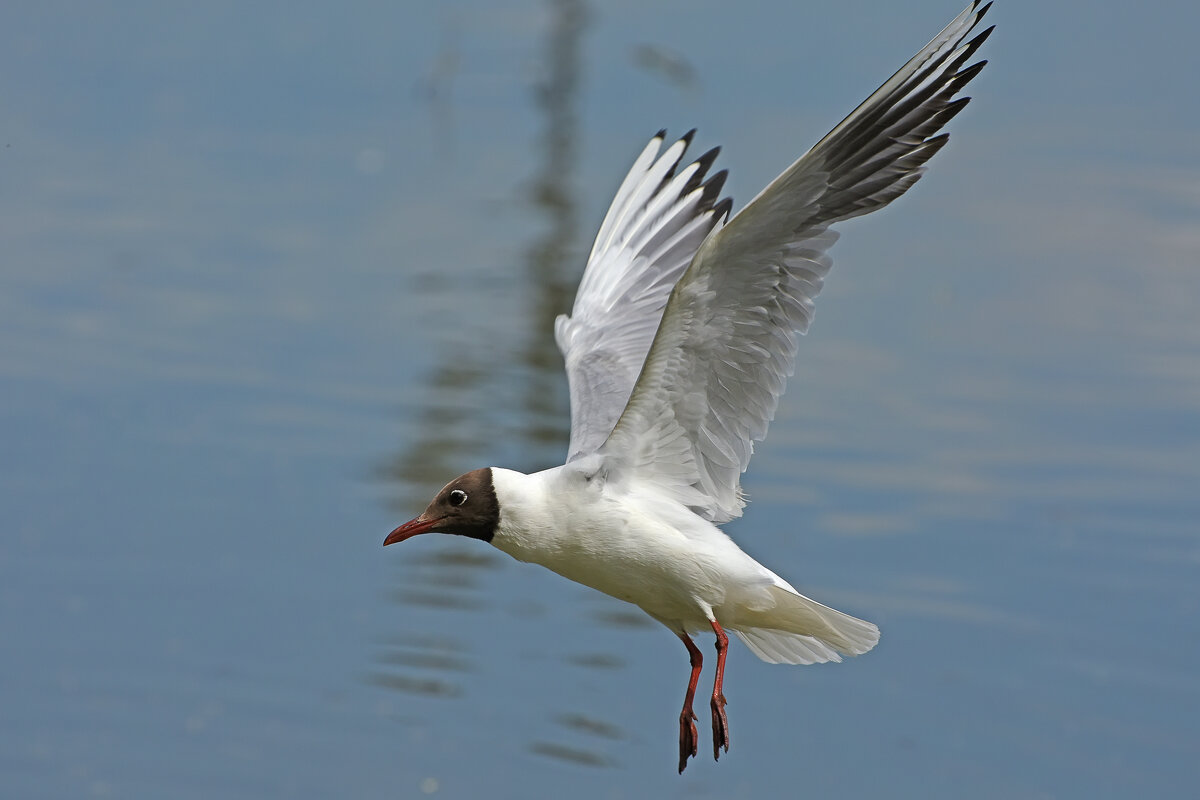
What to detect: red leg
<box><xmin>676</xmin><ymin>632</ymin><xmax>703</xmax><ymax>773</ymax></box>
<box><xmin>709</xmin><ymin>619</ymin><xmax>730</xmax><ymax>760</ymax></box>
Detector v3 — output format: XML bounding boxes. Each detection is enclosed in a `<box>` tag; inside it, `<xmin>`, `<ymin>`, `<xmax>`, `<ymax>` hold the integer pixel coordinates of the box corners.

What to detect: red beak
<box><xmin>383</xmin><ymin>515</ymin><xmax>445</xmax><ymax>546</ymax></box>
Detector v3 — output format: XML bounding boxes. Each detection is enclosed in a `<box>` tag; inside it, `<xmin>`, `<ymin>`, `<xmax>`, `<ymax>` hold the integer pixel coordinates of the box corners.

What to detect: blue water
<box><xmin>3</xmin><ymin>1</ymin><xmax>1198</xmax><ymax>797</ymax></box>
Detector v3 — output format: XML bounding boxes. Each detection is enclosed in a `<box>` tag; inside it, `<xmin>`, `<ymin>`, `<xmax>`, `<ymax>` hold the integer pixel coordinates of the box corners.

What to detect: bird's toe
<box><xmin>678</xmin><ymin>708</ymin><xmax>699</xmax><ymax>773</ymax></box>
<box><xmin>710</xmin><ymin>693</ymin><xmax>730</xmax><ymax>761</ymax></box>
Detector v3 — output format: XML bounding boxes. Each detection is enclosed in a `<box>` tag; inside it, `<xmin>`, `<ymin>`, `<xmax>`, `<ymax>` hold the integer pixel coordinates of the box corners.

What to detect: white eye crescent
<box><xmin>448</xmin><ymin>489</ymin><xmax>468</xmax><ymax>507</ymax></box>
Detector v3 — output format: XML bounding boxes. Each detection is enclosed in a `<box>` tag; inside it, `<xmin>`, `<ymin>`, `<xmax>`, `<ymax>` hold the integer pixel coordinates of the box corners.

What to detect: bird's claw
<box><xmin>678</xmin><ymin>708</ymin><xmax>699</xmax><ymax>773</ymax></box>
<box><xmin>711</xmin><ymin>692</ymin><xmax>729</xmax><ymax>761</ymax></box>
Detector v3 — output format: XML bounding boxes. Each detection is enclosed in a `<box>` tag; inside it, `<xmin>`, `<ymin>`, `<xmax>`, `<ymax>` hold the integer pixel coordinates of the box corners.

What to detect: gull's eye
<box><xmin>448</xmin><ymin>489</ymin><xmax>468</xmax><ymax>507</ymax></box>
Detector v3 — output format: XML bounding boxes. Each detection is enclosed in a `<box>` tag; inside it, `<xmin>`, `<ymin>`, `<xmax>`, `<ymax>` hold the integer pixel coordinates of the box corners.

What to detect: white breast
<box><xmin>487</xmin><ymin>465</ymin><xmax>776</xmax><ymax>630</ymax></box>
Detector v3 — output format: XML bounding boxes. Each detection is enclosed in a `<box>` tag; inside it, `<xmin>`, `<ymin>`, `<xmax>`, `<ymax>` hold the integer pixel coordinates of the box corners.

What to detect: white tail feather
<box><xmin>731</xmin><ymin>585</ymin><xmax>880</xmax><ymax>665</ymax></box>
<box><xmin>733</xmin><ymin>628</ymin><xmax>844</xmax><ymax>665</ymax></box>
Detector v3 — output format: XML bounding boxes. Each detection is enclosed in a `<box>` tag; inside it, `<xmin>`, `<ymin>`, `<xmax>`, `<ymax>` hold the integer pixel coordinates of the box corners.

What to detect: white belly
<box><xmin>488</xmin><ymin>469</ymin><xmax>771</xmax><ymax>630</ymax></box>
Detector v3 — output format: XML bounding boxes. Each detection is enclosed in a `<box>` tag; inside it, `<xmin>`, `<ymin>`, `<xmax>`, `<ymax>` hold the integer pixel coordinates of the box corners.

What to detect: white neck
<box><xmin>489</xmin><ymin>464</ymin><xmax>602</xmax><ymax>565</ymax></box>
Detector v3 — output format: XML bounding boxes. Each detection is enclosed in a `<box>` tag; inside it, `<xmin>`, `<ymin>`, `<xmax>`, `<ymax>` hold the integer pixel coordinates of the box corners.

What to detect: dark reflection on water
<box><xmin>388</xmin><ymin>588</ymin><xmax>485</xmax><ymax>611</ymax></box>
<box><xmin>373</xmin><ymin>535</ymin><xmax>506</xmax><ymax>694</ymax></box>
<box><xmin>412</xmin><ymin>548</ymin><xmax>502</xmax><ymax>569</ymax></box>
<box><xmin>369</xmin><ymin>0</ymin><xmax>650</xmax><ymax>774</ymax></box>
<box><xmin>529</xmin><ymin>741</ymin><xmax>616</xmax><ymax>768</ymax></box>
<box><xmin>375</xmin><ymin>640</ymin><xmax>472</xmax><ymax>673</ymax></box>
<box><xmin>373</xmin><ymin>0</ymin><xmax>615</xmax><ymax>764</ymax></box>
<box><xmin>385</xmin><ymin>545</ymin><xmax>500</xmax><ymax>609</ymax></box>
<box><xmin>518</xmin><ymin>0</ymin><xmax>586</xmax><ymax>459</ymax></box>
<box><xmin>631</xmin><ymin>44</ymin><xmax>697</xmax><ymax>91</ymax></box>
<box><xmin>372</xmin><ymin>543</ymin><xmax>496</xmax><ymax>694</ymax></box>
<box><xmin>555</xmin><ymin>711</ymin><xmax>625</xmax><ymax>740</ymax></box>
<box><xmin>526</xmin><ymin>709</ymin><xmax>626</xmax><ymax>769</ymax></box>
<box><xmin>368</xmin><ymin>634</ymin><xmax>472</xmax><ymax>698</ymax></box>
<box><xmin>377</xmin><ymin>0</ymin><xmax>584</xmax><ymax>508</ymax></box>
<box><xmin>376</xmin><ymin>359</ymin><xmax>493</xmax><ymax>507</ymax></box>
<box><xmin>366</xmin><ymin>671</ymin><xmax>464</xmax><ymax>699</ymax></box>
<box><xmin>402</xmin><ymin>546</ymin><xmax>504</xmax><ymax>583</ymax></box>
<box><xmin>591</xmin><ymin>608</ymin><xmax>658</xmax><ymax>630</ymax></box>
<box><xmin>414</xmin><ymin>15</ymin><xmax>462</xmax><ymax>160</ymax></box>
<box><xmin>565</xmin><ymin>652</ymin><xmax>626</xmax><ymax>670</ymax></box>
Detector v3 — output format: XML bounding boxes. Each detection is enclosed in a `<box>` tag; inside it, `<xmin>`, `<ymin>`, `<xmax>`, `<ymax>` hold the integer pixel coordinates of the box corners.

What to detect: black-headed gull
<box><xmin>386</xmin><ymin>1</ymin><xmax>992</xmax><ymax>773</ymax></box>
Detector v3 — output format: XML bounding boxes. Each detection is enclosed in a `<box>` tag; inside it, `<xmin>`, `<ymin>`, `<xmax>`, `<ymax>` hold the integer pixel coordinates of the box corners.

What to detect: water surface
<box><xmin>3</xmin><ymin>1</ymin><xmax>1198</xmax><ymax>797</ymax></box>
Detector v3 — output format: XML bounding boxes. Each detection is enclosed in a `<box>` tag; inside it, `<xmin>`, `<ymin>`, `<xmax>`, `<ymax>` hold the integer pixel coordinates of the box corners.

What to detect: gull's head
<box><xmin>384</xmin><ymin>468</ymin><xmax>499</xmax><ymax>546</ymax></box>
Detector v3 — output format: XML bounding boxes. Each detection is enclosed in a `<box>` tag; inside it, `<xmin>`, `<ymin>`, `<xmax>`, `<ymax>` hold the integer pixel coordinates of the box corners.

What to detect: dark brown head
<box><xmin>383</xmin><ymin>468</ymin><xmax>499</xmax><ymax>546</ymax></box>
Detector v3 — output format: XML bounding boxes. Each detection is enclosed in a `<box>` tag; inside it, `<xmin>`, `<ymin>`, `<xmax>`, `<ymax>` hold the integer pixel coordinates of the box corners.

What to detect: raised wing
<box><xmin>601</xmin><ymin>1</ymin><xmax>993</xmax><ymax>522</ymax></box>
<box><xmin>556</xmin><ymin>132</ymin><xmax>732</xmax><ymax>462</ymax></box>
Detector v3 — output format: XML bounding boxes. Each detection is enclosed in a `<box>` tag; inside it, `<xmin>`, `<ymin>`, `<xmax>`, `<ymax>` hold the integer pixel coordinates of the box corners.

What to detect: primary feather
<box><xmin>556</xmin><ymin>132</ymin><xmax>731</xmax><ymax>462</ymax></box>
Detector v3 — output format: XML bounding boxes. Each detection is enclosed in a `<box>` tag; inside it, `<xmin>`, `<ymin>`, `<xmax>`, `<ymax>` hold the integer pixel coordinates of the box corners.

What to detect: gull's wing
<box><xmin>600</xmin><ymin>1</ymin><xmax>993</xmax><ymax>523</ymax></box>
<box><xmin>556</xmin><ymin>131</ymin><xmax>732</xmax><ymax>462</ymax></box>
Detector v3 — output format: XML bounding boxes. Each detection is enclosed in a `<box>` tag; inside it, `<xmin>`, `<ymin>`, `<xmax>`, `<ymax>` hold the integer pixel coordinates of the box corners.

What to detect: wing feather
<box><xmin>557</xmin><ymin>132</ymin><xmax>732</xmax><ymax>462</ymax></box>
<box><xmin>601</xmin><ymin>2</ymin><xmax>993</xmax><ymax>522</ymax></box>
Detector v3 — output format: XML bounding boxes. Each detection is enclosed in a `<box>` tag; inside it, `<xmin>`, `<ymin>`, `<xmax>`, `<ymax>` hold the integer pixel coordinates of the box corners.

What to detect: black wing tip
<box><xmin>941</xmin><ymin>94</ymin><xmax>973</xmax><ymax>118</ymax></box>
<box><xmin>921</xmin><ymin>95</ymin><xmax>972</xmax><ymax>137</ymax></box>
<box><xmin>967</xmin><ymin>24</ymin><xmax>996</xmax><ymax>52</ymax></box>
<box><xmin>955</xmin><ymin>59</ymin><xmax>988</xmax><ymax>85</ymax></box>
<box><xmin>964</xmin><ymin>0</ymin><xmax>992</xmax><ymax>23</ymax></box>
<box><xmin>693</xmin><ymin>145</ymin><xmax>721</xmax><ymax>173</ymax></box>
<box><xmin>898</xmin><ymin>133</ymin><xmax>952</xmax><ymax>174</ymax></box>
<box><xmin>711</xmin><ymin>196</ymin><xmax>734</xmax><ymax>222</ymax></box>
<box><xmin>649</xmin><ymin>128</ymin><xmax>699</xmax><ymax>152</ymax></box>
<box><xmin>679</xmin><ymin>147</ymin><xmax>723</xmax><ymax>196</ymax></box>
<box><xmin>662</xmin><ymin>129</ymin><xmax>703</xmax><ymax>186</ymax></box>
<box><xmin>701</xmin><ymin>168</ymin><xmax>729</xmax><ymax>205</ymax></box>
<box><xmin>921</xmin><ymin>132</ymin><xmax>951</xmax><ymax>155</ymax></box>
<box><xmin>944</xmin><ymin>22</ymin><xmax>993</xmax><ymax>81</ymax></box>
